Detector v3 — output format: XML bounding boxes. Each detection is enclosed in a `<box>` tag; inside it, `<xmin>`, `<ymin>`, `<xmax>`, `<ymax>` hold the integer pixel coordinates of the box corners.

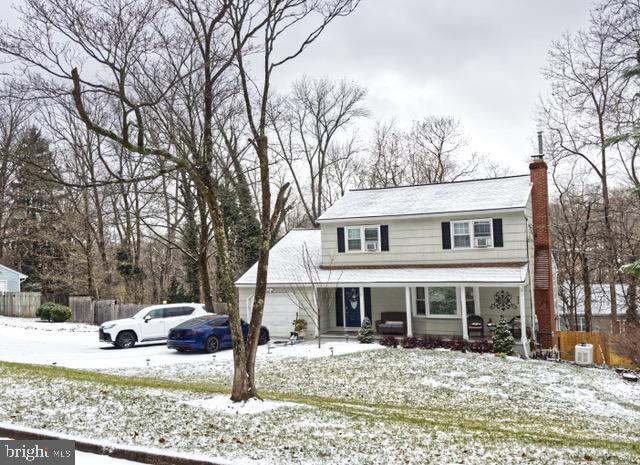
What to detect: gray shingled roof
<box><xmin>317</xmin><ymin>175</ymin><xmax>532</xmax><ymax>222</ymax></box>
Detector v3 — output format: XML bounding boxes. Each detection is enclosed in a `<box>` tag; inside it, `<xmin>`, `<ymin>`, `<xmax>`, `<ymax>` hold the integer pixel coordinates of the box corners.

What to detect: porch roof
<box><xmin>235</xmin><ymin>229</ymin><xmax>528</xmax><ymax>287</ymax></box>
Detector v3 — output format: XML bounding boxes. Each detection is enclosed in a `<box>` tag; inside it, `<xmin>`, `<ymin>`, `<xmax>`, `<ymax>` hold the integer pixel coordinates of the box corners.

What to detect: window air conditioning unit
<box><xmin>365</xmin><ymin>241</ymin><xmax>378</xmax><ymax>252</ymax></box>
<box><xmin>475</xmin><ymin>237</ymin><xmax>491</xmax><ymax>248</ymax></box>
<box><xmin>575</xmin><ymin>343</ymin><xmax>593</xmax><ymax>366</ymax></box>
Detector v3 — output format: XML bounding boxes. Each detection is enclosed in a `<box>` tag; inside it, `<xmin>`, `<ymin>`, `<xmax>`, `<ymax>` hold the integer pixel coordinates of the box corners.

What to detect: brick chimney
<box><xmin>530</xmin><ymin>131</ymin><xmax>555</xmax><ymax>348</ymax></box>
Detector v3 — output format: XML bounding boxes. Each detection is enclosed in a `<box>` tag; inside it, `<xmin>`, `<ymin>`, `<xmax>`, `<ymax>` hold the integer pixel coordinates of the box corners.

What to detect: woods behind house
<box><xmin>0</xmin><ymin>0</ymin><xmax>638</xmax><ymax>334</ymax></box>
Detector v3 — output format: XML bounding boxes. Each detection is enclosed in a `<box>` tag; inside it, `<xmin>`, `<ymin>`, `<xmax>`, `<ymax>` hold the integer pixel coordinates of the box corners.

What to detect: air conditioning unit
<box><xmin>365</xmin><ymin>241</ymin><xmax>378</xmax><ymax>252</ymax></box>
<box><xmin>475</xmin><ymin>237</ymin><xmax>491</xmax><ymax>248</ymax></box>
<box><xmin>575</xmin><ymin>343</ymin><xmax>593</xmax><ymax>366</ymax></box>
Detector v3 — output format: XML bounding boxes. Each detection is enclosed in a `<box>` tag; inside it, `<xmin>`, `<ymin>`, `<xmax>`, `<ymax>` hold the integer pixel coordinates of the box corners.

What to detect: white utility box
<box><xmin>575</xmin><ymin>343</ymin><xmax>593</xmax><ymax>366</ymax></box>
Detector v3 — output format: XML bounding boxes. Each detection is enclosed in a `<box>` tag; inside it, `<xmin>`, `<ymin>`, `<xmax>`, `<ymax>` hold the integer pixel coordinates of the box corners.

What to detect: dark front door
<box><xmin>344</xmin><ymin>288</ymin><xmax>361</xmax><ymax>327</ymax></box>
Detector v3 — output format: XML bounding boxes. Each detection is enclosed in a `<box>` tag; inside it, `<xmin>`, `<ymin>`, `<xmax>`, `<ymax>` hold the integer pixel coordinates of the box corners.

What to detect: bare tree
<box><xmin>361</xmin><ymin>117</ymin><xmax>495</xmax><ymax>188</ymax></box>
<box><xmin>539</xmin><ymin>9</ymin><xmax>632</xmax><ymax>330</ymax></box>
<box><xmin>550</xmin><ymin>157</ymin><xmax>598</xmax><ymax>331</ymax></box>
<box><xmin>230</xmin><ymin>0</ymin><xmax>360</xmax><ymax>400</ymax></box>
<box><xmin>285</xmin><ymin>244</ymin><xmax>342</xmax><ymax>348</ymax></box>
<box><xmin>271</xmin><ymin>76</ymin><xmax>367</xmax><ymax>226</ymax></box>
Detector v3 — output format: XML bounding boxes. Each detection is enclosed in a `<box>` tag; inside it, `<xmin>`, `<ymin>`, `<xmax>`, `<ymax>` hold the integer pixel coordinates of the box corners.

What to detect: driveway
<box><xmin>0</xmin><ymin>316</ymin><xmax>235</xmax><ymax>369</ymax></box>
<box><xmin>0</xmin><ymin>316</ymin><xmax>380</xmax><ymax>369</ymax></box>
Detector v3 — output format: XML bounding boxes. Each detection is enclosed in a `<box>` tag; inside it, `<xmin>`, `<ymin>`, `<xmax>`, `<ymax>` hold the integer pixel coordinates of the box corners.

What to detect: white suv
<box><xmin>99</xmin><ymin>303</ymin><xmax>208</xmax><ymax>349</ymax></box>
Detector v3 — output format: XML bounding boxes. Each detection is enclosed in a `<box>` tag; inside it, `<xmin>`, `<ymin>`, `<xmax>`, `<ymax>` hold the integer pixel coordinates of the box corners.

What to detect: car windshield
<box><xmin>133</xmin><ymin>307</ymin><xmax>156</xmax><ymax>319</ymax></box>
<box><xmin>175</xmin><ymin>315</ymin><xmax>224</xmax><ymax>329</ymax></box>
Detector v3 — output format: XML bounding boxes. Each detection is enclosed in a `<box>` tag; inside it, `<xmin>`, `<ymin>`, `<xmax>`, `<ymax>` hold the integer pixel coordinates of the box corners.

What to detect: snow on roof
<box><xmin>558</xmin><ymin>283</ymin><xmax>630</xmax><ymax>315</ymax></box>
<box><xmin>317</xmin><ymin>175</ymin><xmax>532</xmax><ymax>222</ymax></box>
<box><xmin>235</xmin><ymin>229</ymin><xmax>528</xmax><ymax>287</ymax></box>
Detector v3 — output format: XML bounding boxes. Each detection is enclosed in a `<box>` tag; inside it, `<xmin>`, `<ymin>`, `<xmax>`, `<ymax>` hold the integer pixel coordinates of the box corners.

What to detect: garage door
<box><xmin>262</xmin><ymin>293</ymin><xmax>299</xmax><ymax>338</ymax></box>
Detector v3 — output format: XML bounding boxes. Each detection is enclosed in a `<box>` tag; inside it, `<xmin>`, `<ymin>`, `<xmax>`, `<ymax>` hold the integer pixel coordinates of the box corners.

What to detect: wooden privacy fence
<box><xmin>68</xmin><ymin>297</ymin><xmax>227</xmax><ymax>326</ymax></box>
<box><xmin>69</xmin><ymin>297</ymin><xmax>146</xmax><ymax>326</ymax></box>
<box><xmin>556</xmin><ymin>331</ymin><xmax>634</xmax><ymax>368</ymax></box>
<box><xmin>0</xmin><ymin>292</ymin><xmax>41</xmax><ymax>317</ymax></box>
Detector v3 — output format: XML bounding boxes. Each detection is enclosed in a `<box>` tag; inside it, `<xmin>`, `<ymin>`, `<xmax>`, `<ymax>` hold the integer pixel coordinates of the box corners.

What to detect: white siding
<box><xmin>239</xmin><ymin>287</ymin><xmax>315</xmax><ymax>338</ymax></box>
<box><xmin>321</xmin><ymin>210</ymin><xmax>530</xmax><ymax>266</ymax></box>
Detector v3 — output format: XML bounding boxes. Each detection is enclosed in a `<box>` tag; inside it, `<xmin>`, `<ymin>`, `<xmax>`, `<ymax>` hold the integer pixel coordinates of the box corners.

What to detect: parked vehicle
<box><xmin>167</xmin><ymin>314</ymin><xmax>270</xmax><ymax>353</ymax></box>
<box><xmin>99</xmin><ymin>303</ymin><xmax>208</xmax><ymax>349</ymax></box>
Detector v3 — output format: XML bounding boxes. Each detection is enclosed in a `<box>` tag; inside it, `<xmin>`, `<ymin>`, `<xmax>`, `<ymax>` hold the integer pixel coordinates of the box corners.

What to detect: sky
<box><xmin>271</xmin><ymin>0</ymin><xmax>594</xmax><ymax>173</ymax></box>
<box><xmin>1</xmin><ymin>0</ymin><xmax>594</xmax><ymax>173</ymax></box>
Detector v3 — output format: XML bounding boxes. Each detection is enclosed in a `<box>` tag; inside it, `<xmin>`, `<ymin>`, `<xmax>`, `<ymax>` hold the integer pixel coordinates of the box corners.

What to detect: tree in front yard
<box><xmin>358</xmin><ymin>317</ymin><xmax>374</xmax><ymax>343</ymax></box>
<box><xmin>492</xmin><ymin>316</ymin><xmax>514</xmax><ymax>355</ymax></box>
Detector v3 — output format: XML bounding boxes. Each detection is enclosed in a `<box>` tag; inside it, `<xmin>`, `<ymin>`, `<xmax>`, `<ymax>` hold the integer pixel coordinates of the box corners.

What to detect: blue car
<box><xmin>167</xmin><ymin>314</ymin><xmax>270</xmax><ymax>353</ymax></box>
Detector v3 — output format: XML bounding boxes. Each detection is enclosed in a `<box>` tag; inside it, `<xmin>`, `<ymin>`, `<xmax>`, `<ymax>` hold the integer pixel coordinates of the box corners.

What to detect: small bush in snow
<box><xmin>380</xmin><ymin>336</ymin><xmax>398</xmax><ymax>348</ymax></box>
<box><xmin>36</xmin><ymin>302</ymin><xmax>57</xmax><ymax>321</ymax></box>
<box><xmin>49</xmin><ymin>304</ymin><xmax>72</xmax><ymax>322</ymax></box>
<box><xmin>357</xmin><ymin>318</ymin><xmax>375</xmax><ymax>344</ymax></box>
<box><xmin>401</xmin><ymin>336</ymin><xmax>418</xmax><ymax>349</ymax></box>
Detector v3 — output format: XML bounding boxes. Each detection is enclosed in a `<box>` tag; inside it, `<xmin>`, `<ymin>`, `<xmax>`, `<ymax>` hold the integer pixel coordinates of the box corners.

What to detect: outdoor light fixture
<box><xmin>330</xmin><ymin>347</ymin><xmax>334</xmax><ymax>356</ymax></box>
<box><xmin>146</xmin><ymin>359</ymin><xmax>150</xmax><ymax>367</ymax></box>
<box><xmin>212</xmin><ymin>355</ymin><xmax>216</xmax><ymax>362</ymax></box>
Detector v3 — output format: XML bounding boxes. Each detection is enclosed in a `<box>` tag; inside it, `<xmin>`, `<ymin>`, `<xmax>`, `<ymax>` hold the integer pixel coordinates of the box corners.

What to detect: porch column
<box><xmin>519</xmin><ymin>285</ymin><xmax>529</xmax><ymax>358</ymax></box>
<box><xmin>460</xmin><ymin>286</ymin><xmax>469</xmax><ymax>340</ymax></box>
<box><xmin>405</xmin><ymin>286</ymin><xmax>413</xmax><ymax>337</ymax></box>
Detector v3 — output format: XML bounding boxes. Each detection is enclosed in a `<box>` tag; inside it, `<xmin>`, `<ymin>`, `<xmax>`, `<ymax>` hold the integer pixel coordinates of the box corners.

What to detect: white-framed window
<box><xmin>345</xmin><ymin>225</ymin><xmax>380</xmax><ymax>252</ymax></box>
<box><xmin>414</xmin><ymin>286</ymin><xmax>460</xmax><ymax>318</ymax></box>
<box><xmin>451</xmin><ymin>219</ymin><xmax>493</xmax><ymax>249</ymax></box>
<box><xmin>346</xmin><ymin>226</ymin><xmax>362</xmax><ymax>251</ymax></box>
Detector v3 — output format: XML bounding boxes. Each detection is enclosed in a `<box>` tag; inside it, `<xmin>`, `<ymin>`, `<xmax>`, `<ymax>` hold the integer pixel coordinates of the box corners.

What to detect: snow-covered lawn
<box><xmin>0</xmin><ymin>343</ymin><xmax>639</xmax><ymax>464</ymax></box>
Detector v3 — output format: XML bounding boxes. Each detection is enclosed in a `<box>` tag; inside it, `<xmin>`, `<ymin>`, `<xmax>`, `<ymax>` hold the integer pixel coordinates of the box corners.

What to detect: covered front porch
<box><xmin>314</xmin><ymin>283</ymin><xmax>534</xmax><ymax>356</ymax></box>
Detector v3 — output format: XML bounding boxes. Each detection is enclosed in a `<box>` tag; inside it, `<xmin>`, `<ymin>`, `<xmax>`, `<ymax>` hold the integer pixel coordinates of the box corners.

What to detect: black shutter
<box><xmin>364</xmin><ymin>288</ymin><xmax>372</xmax><ymax>320</ymax></box>
<box><xmin>441</xmin><ymin>222</ymin><xmax>451</xmax><ymax>249</ymax></box>
<box><xmin>335</xmin><ymin>288</ymin><xmax>344</xmax><ymax>326</ymax></box>
<box><xmin>493</xmin><ymin>218</ymin><xmax>503</xmax><ymax>247</ymax></box>
<box><xmin>380</xmin><ymin>225</ymin><xmax>389</xmax><ymax>251</ymax></box>
<box><xmin>337</xmin><ymin>227</ymin><xmax>345</xmax><ymax>253</ymax></box>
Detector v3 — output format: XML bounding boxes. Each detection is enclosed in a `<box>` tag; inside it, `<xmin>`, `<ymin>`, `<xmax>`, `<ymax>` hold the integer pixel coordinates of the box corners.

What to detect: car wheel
<box><xmin>258</xmin><ymin>329</ymin><xmax>269</xmax><ymax>345</ymax></box>
<box><xmin>115</xmin><ymin>331</ymin><xmax>136</xmax><ymax>349</ymax></box>
<box><xmin>205</xmin><ymin>336</ymin><xmax>220</xmax><ymax>353</ymax></box>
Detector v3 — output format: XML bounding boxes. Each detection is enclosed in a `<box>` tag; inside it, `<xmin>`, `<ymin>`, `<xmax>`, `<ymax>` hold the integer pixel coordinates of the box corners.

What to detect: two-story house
<box><xmin>236</xmin><ymin>154</ymin><xmax>556</xmax><ymax>354</ymax></box>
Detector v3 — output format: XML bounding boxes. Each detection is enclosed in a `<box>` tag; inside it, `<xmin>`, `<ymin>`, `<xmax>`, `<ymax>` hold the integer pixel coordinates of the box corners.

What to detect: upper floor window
<box><xmin>346</xmin><ymin>225</ymin><xmax>380</xmax><ymax>252</ymax></box>
<box><xmin>451</xmin><ymin>219</ymin><xmax>493</xmax><ymax>249</ymax></box>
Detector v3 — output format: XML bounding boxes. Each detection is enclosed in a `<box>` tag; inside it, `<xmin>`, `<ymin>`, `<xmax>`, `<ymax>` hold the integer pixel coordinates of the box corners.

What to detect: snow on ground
<box><xmin>1</xmin><ymin>438</ymin><xmax>145</xmax><ymax>465</ymax></box>
<box><xmin>0</xmin><ymin>316</ymin><xmax>381</xmax><ymax>369</ymax></box>
<box><xmin>183</xmin><ymin>395</ymin><xmax>303</xmax><ymax>416</ymax></box>
<box><xmin>1</xmin><ymin>316</ymin><xmax>639</xmax><ymax>464</ymax></box>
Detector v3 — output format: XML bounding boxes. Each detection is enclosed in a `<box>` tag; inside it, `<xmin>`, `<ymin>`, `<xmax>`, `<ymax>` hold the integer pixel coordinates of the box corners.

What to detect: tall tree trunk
<box><xmin>196</xmin><ymin>195</ymin><xmax>214</xmax><ymax>311</ymax></box>
<box><xmin>627</xmin><ymin>277</ymin><xmax>638</xmax><ymax>324</ymax></box>
<box><xmin>581</xmin><ymin>253</ymin><xmax>592</xmax><ymax>332</ymax></box>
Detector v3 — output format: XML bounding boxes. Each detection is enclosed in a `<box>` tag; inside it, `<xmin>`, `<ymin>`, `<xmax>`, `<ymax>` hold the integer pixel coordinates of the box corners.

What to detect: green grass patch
<box><xmin>1</xmin><ymin>360</ymin><xmax>638</xmax><ymax>456</ymax></box>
